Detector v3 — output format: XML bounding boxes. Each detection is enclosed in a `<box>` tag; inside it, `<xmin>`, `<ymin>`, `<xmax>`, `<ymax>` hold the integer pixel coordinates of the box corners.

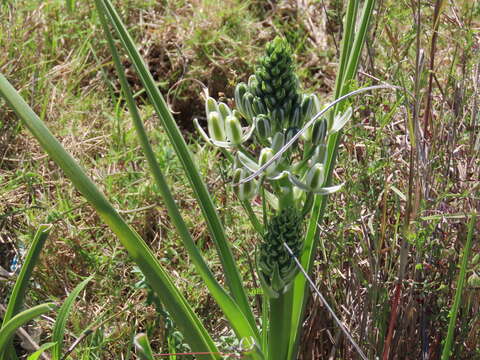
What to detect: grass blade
<box><xmin>2</xmin><ymin>224</ymin><xmax>52</xmax><ymax>326</ymax></box>
<box><xmin>95</xmin><ymin>0</ymin><xmax>255</xmax><ymax>328</ymax></box>
<box><xmin>0</xmin><ymin>73</ymin><xmax>220</xmax><ymax>359</ymax></box>
<box><xmin>288</xmin><ymin>0</ymin><xmax>376</xmax><ymax>357</ymax></box>
<box><xmin>51</xmin><ymin>276</ymin><xmax>93</xmax><ymax>360</ymax></box>
<box><xmin>134</xmin><ymin>333</ymin><xmax>154</xmax><ymax>360</ymax></box>
<box><xmin>441</xmin><ymin>212</ymin><xmax>477</xmax><ymax>360</ymax></box>
<box><xmin>27</xmin><ymin>342</ymin><xmax>56</xmax><ymax>360</ymax></box>
<box><xmin>1</xmin><ymin>224</ymin><xmax>51</xmax><ymax>359</ymax></box>
<box><xmin>95</xmin><ymin>4</ymin><xmax>261</xmax><ymax>348</ymax></box>
<box><xmin>0</xmin><ymin>303</ymin><xmax>56</xmax><ymax>352</ymax></box>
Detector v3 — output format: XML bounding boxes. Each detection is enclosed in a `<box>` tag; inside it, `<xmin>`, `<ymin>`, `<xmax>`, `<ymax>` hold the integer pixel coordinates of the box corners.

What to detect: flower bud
<box><xmin>261</xmin><ymin>81</ymin><xmax>273</xmax><ymax>94</ymax></box>
<box><xmin>306</xmin><ymin>163</ymin><xmax>325</xmax><ymax>191</ymax></box>
<box><xmin>248</xmin><ymin>74</ymin><xmax>259</xmax><ymax>92</ymax></box>
<box><xmin>207</xmin><ymin>111</ymin><xmax>225</xmax><ymax>142</ymax></box>
<box><xmin>235</xmin><ymin>82</ymin><xmax>248</xmax><ymax>111</ymax></box>
<box><xmin>233</xmin><ymin>168</ymin><xmax>257</xmax><ymax>201</ymax></box>
<box><xmin>311</xmin><ymin>144</ymin><xmax>327</xmax><ymax>165</ymax></box>
<box><xmin>285</xmin><ymin>126</ymin><xmax>300</xmax><ymax>148</ymax></box>
<box><xmin>271</xmin><ymin>132</ymin><xmax>285</xmax><ymax>153</ymax></box>
<box><xmin>225</xmin><ymin>115</ymin><xmax>243</xmax><ymax>145</ymax></box>
<box><xmin>311</xmin><ymin>118</ymin><xmax>327</xmax><ymax>145</ymax></box>
<box><xmin>259</xmin><ymin>147</ymin><xmax>274</xmax><ymax>166</ymax></box>
<box><xmin>264</xmin><ymin>96</ymin><xmax>276</xmax><ymax>109</ymax></box>
<box><xmin>301</xmin><ymin>94</ymin><xmax>315</xmax><ymax>121</ymax></box>
<box><xmin>254</xmin><ymin>115</ymin><xmax>271</xmax><ymax>141</ymax></box>
<box><xmin>205</xmin><ymin>96</ymin><xmax>217</xmax><ymax>115</ymax></box>
<box><xmin>242</xmin><ymin>92</ymin><xmax>255</xmax><ymax>120</ymax></box>
<box><xmin>259</xmin><ymin>147</ymin><xmax>277</xmax><ymax>176</ymax></box>
<box><xmin>218</xmin><ymin>102</ymin><xmax>231</xmax><ymax>120</ymax></box>
<box><xmin>252</xmin><ymin>97</ymin><xmax>267</xmax><ymax>115</ymax></box>
<box><xmin>290</xmin><ymin>107</ymin><xmax>301</xmax><ymax>128</ymax></box>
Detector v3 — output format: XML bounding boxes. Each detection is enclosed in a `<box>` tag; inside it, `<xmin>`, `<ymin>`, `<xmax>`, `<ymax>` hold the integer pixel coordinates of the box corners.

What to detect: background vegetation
<box><xmin>1</xmin><ymin>0</ymin><xmax>479</xmax><ymax>358</ymax></box>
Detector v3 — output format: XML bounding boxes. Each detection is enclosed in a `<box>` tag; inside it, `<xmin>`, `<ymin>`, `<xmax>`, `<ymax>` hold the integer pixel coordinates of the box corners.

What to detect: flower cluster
<box><xmin>195</xmin><ymin>36</ymin><xmax>351</xmax><ymax>297</ymax></box>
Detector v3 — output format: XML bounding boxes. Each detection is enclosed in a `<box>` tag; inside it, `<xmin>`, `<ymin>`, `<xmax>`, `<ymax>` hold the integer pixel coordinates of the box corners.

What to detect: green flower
<box><xmin>257</xmin><ymin>207</ymin><xmax>303</xmax><ymax>298</ymax></box>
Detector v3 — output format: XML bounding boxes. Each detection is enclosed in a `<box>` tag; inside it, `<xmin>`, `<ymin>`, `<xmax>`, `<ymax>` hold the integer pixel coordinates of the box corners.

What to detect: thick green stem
<box><xmin>268</xmin><ymin>289</ymin><xmax>293</xmax><ymax>360</ymax></box>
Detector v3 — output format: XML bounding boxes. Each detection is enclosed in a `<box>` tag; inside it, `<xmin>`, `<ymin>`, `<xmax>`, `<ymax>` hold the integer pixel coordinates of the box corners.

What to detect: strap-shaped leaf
<box><xmin>0</xmin><ymin>303</ymin><xmax>56</xmax><ymax>351</ymax></box>
<box><xmin>52</xmin><ymin>276</ymin><xmax>92</xmax><ymax>360</ymax></box>
<box><xmin>95</xmin><ymin>2</ymin><xmax>261</xmax><ymax>348</ymax></box>
<box><xmin>27</xmin><ymin>342</ymin><xmax>56</xmax><ymax>360</ymax></box>
<box><xmin>2</xmin><ymin>224</ymin><xmax>51</xmax><ymax>327</ymax></box>
<box><xmin>0</xmin><ymin>73</ymin><xmax>219</xmax><ymax>359</ymax></box>
<box><xmin>134</xmin><ymin>333</ymin><xmax>155</xmax><ymax>360</ymax></box>
<box><xmin>96</xmin><ymin>0</ymin><xmax>255</xmax><ymax>332</ymax></box>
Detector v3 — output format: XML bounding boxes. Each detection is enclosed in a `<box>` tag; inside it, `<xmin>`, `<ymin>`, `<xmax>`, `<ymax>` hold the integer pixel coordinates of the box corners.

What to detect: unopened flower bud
<box><xmin>252</xmin><ymin>97</ymin><xmax>266</xmax><ymax>115</ymax></box>
<box><xmin>218</xmin><ymin>102</ymin><xmax>231</xmax><ymax>120</ymax></box>
<box><xmin>285</xmin><ymin>126</ymin><xmax>300</xmax><ymax>148</ymax></box>
<box><xmin>311</xmin><ymin>144</ymin><xmax>327</xmax><ymax>165</ymax></box>
<box><xmin>311</xmin><ymin>118</ymin><xmax>327</xmax><ymax>145</ymax></box>
<box><xmin>255</xmin><ymin>115</ymin><xmax>271</xmax><ymax>140</ymax></box>
<box><xmin>271</xmin><ymin>132</ymin><xmax>285</xmax><ymax>153</ymax></box>
<box><xmin>235</xmin><ymin>83</ymin><xmax>248</xmax><ymax>111</ymax></box>
<box><xmin>207</xmin><ymin>111</ymin><xmax>225</xmax><ymax>142</ymax></box>
<box><xmin>225</xmin><ymin>115</ymin><xmax>243</xmax><ymax>145</ymax></box>
<box><xmin>259</xmin><ymin>147</ymin><xmax>274</xmax><ymax>166</ymax></box>
<box><xmin>242</xmin><ymin>92</ymin><xmax>255</xmax><ymax>120</ymax></box>
<box><xmin>206</xmin><ymin>97</ymin><xmax>218</xmax><ymax>115</ymax></box>
<box><xmin>306</xmin><ymin>163</ymin><xmax>325</xmax><ymax>191</ymax></box>
<box><xmin>233</xmin><ymin>168</ymin><xmax>257</xmax><ymax>201</ymax></box>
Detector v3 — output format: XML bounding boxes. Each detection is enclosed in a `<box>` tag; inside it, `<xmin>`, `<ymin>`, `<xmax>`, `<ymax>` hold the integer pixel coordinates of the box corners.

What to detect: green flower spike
<box><xmin>257</xmin><ymin>207</ymin><xmax>304</xmax><ymax>298</ymax></box>
<box><xmin>236</xmin><ymin>37</ymin><xmax>302</xmax><ymax>134</ymax></box>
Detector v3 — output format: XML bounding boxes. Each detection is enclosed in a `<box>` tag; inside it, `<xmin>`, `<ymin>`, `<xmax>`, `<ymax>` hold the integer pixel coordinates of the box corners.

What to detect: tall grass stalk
<box><xmin>288</xmin><ymin>0</ymin><xmax>376</xmax><ymax>357</ymax></box>
<box><xmin>441</xmin><ymin>212</ymin><xmax>477</xmax><ymax>360</ymax></box>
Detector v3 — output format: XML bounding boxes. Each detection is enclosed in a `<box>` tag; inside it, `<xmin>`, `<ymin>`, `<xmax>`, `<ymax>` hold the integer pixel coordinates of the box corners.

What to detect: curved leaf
<box><xmin>0</xmin><ymin>303</ymin><xmax>56</xmax><ymax>352</ymax></box>
<box><xmin>52</xmin><ymin>276</ymin><xmax>93</xmax><ymax>360</ymax></box>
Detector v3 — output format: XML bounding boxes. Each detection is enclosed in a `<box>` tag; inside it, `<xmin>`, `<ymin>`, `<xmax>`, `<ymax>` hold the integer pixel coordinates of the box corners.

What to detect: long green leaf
<box><xmin>441</xmin><ymin>213</ymin><xmax>476</xmax><ymax>360</ymax></box>
<box><xmin>52</xmin><ymin>276</ymin><xmax>92</xmax><ymax>360</ymax></box>
<box><xmin>2</xmin><ymin>224</ymin><xmax>52</xmax><ymax>326</ymax></box>
<box><xmin>0</xmin><ymin>73</ymin><xmax>219</xmax><ymax>359</ymax></box>
<box><xmin>288</xmin><ymin>0</ymin><xmax>376</xmax><ymax>357</ymax></box>
<box><xmin>134</xmin><ymin>333</ymin><xmax>154</xmax><ymax>360</ymax></box>
<box><xmin>0</xmin><ymin>303</ymin><xmax>56</xmax><ymax>352</ymax></box>
<box><xmin>95</xmin><ymin>2</ymin><xmax>261</xmax><ymax>350</ymax></box>
<box><xmin>1</xmin><ymin>224</ymin><xmax>51</xmax><ymax>360</ymax></box>
<box><xmin>96</xmin><ymin>0</ymin><xmax>254</xmax><ymax>328</ymax></box>
<box><xmin>27</xmin><ymin>342</ymin><xmax>56</xmax><ymax>360</ymax></box>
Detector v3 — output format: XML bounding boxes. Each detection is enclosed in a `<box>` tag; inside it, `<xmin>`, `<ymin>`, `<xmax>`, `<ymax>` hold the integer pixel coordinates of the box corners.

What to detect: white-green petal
<box><xmin>205</xmin><ymin>96</ymin><xmax>218</xmax><ymax>115</ymax></box>
<box><xmin>218</xmin><ymin>102</ymin><xmax>232</xmax><ymax>120</ymax></box>
<box><xmin>193</xmin><ymin>118</ymin><xmax>213</xmax><ymax>145</ymax></box>
<box><xmin>238</xmin><ymin>152</ymin><xmax>260</xmax><ymax>173</ymax></box>
<box><xmin>312</xmin><ymin>183</ymin><xmax>344</xmax><ymax>195</ymax></box>
<box><xmin>287</xmin><ymin>172</ymin><xmax>311</xmax><ymax>192</ymax></box>
<box><xmin>330</xmin><ymin>107</ymin><xmax>352</xmax><ymax>133</ymax></box>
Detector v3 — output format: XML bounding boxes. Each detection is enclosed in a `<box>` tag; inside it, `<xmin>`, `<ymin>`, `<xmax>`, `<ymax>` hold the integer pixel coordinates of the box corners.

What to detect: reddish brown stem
<box><xmin>423</xmin><ymin>0</ymin><xmax>444</xmax><ymax>137</ymax></box>
<box><xmin>382</xmin><ymin>282</ymin><xmax>403</xmax><ymax>360</ymax></box>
